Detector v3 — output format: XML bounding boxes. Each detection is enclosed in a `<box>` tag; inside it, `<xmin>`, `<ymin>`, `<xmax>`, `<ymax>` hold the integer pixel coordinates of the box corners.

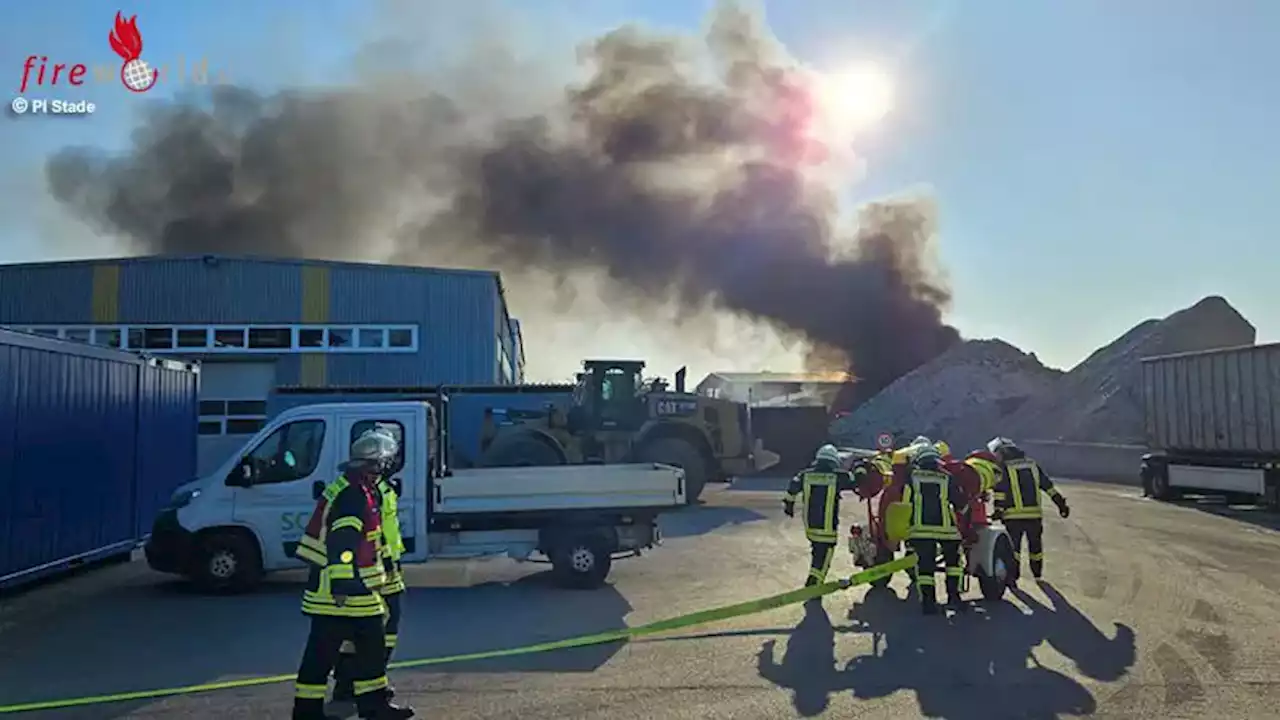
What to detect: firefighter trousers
<box><xmin>806</xmin><ymin>541</ymin><xmax>836</xmax><ymax>587</ymax></box>
<box><xmin>335</xmin><ymin>590</ymin><xmax>402</xmax><ymax>697</ymax></box>
<box><xmin>907</xmin><ymin>538</ymin><xmax>962</xmax><ymax>608</ymax></box>
<box><xmin>1005</xmin><ymin>518</ymin><xmax>1045</xmax><ymax>578</ymax></box>
<box><xmin>292</xmin><ymin>614</ymin><xmax>390</xmax><ymax>719</ymax></box>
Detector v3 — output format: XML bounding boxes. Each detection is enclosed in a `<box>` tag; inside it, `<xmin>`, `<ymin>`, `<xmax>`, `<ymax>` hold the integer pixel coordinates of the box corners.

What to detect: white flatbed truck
<box><xmin>145</xmin><ymin>398</ymin><xmax>686</xmax><ymax>591</ymax></box>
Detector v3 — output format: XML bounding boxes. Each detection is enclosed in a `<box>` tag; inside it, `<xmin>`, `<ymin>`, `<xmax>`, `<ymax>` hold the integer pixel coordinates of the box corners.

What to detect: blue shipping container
<box><xmin>268</xmin><ymin>385</ymin><xmax>573</xmax><ymax>467</ymax></box>
<box><xmin>0</xmin><ymin>329</ymin><xmax>199</xmax><ymax>588</ymax></box>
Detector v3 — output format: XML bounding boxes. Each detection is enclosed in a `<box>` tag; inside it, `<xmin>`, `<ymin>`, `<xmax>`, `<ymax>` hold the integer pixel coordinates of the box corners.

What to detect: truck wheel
<box><xmin>979</xmin><ymin>534</ymin><xmax>1015</xmax><ymax>601</ymax></box>
<box><xmin>638</xmin><ymin>438</ymin><xmax>707</xmax><ymax>504</ymax></box>
<box><xmin>482</xmin><ymin>434</ymin><xmax>563</xmax><ymax>468</ymax></box>
<box><xmin>192</xmin><ymin>531</ymin><xmax>263</xmax><ymax>593</ymax></box>
<box><xmin>870</xmin><ymin>546</ymin><xmax>894</xmax><ymax>588</ymax></box>
<box><xmin>551</xmin><ymin>535</ymin><xmax>613</xmax><ymax>590</ymax></box>
<box><xmin>1150</xmin><ymin>467</ymin><xmax>1180</xmax><ymax>501</ymax></box>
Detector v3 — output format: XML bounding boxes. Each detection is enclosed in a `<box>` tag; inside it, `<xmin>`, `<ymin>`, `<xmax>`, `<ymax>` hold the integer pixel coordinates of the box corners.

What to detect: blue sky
<box><xmin>3</xmin><ymin>0</ymin><xmax>1277</xmax><ymax>374</ymax></box>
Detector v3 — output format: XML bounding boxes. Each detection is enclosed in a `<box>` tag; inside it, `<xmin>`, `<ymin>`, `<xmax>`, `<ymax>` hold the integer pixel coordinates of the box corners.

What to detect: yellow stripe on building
<box><xmin>91</xmin><ymin>263</ymin><xmax>120</xmax><ymax>323</ymax></box>
<box><xmin>300</xmin><ymin>265</ymin><xmax>330</xmax><ymax>386</ymax></box>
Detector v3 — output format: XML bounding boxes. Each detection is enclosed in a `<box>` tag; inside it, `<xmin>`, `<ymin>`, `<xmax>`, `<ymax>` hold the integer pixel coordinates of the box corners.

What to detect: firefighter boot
<box><xmin>920</xmin><ymin>583</ymin><xmax>939</xmax><ymax>615</ymax></box>
<box><xmin>945</xmin><ymin>576</ymin><xmax>966</xmax><ymax>612</ymax></box>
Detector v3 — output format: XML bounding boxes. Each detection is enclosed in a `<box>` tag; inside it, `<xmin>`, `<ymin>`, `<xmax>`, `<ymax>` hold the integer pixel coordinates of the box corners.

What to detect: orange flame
<box><xmin>109</xmin><ymin>12</ymin><xmax>144</xmax><ymax>62</ymax></box>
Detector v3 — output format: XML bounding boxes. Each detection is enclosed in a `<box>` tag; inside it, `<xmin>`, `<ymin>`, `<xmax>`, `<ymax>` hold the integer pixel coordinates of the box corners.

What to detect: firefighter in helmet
<box><xmin>784</xmin><ymin>444</ymin><xmax>861</xmax><ymax>586</ymax></box>
<box><xmin>333</xmin><ymin>427</ymin><xmax>409</xmax><ymax>707</ymax></box>
<box><xmin>902</xmin><ymin>444</ymin><xmax>969</xmax><ymax>614</ymax></box>
<box><xmin>290</xmin><ymin>432</ymin><xmax>414</xmax><ymax>720</ymax></box>
<box><xmin>988</xmin><ymin>437</ymin><xmax>1070</xmax><ymax>580</ymax></box>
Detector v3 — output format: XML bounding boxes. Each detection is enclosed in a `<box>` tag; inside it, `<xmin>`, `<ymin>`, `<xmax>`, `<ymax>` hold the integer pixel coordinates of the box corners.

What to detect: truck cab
<box><xmin>145</xmin><ymin>397</ymin><xmax>684</xmax><ymax>592</ymax></box>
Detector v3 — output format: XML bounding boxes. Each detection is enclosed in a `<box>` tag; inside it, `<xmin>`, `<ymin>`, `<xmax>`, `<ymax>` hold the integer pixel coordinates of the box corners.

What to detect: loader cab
<box><xmin>574</xmin><ymin>360</ymin><xmax>647</xmax><ymax>432</ymax></box>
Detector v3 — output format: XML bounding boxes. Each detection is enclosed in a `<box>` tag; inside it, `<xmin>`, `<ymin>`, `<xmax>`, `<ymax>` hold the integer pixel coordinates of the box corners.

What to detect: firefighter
<box><xmin>333</xmin><ymin>428</ymin><xmax>407</xmax><ymax>705</ymax></box>
<box><xmin>902</xmin><ymin>445</ymin><xmax>969</xmax><ymax>614</ymax></box>
<box><xmin>784</xmin><ymin>444</ymin><xmax>860</xmax><ymax>586</ymax></box>
<box><xmin>988</xmin><ymin>437</ymin><xmax>1070</xmax><ymax>580</ymax></box>
<box><xmin>290</xmin><ymin>433</ymin><xmax>414</xmax><ymax>720</ymax></box>
<box><xmin>964</xmin><ymin>448</ymin><xmax>1003</xmax><ymax>496</ymax></box>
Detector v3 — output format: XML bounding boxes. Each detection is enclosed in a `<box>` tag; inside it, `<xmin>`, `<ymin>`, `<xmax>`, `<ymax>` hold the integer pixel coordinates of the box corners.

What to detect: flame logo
<box><xmin>109</xmin><ymin>12</ymin><xmax>158</xmax><ymax>93</ymax></box>
<box><xmin>109</xmin><ymin>12</ymin><xmax>144</xmax><ymax>62</ymax></box>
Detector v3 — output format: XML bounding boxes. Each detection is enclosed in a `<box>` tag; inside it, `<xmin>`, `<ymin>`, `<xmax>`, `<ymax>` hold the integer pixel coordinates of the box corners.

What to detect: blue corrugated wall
<box><xmin>133</xmin><ymin>360</ymin><xmax>201</xmax><ymax>538</ymax></box>
<box><xmin>0</xmin><ymin>330</ymin><xmax>199</xmax><ymax>586</ymax></box>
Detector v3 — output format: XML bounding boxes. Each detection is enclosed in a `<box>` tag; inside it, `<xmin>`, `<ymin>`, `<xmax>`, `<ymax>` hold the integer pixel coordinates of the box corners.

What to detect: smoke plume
<box><xmin>45</xmin><ymin>1</ymin><xmax>960</xmax><ymax>397</ymax></box>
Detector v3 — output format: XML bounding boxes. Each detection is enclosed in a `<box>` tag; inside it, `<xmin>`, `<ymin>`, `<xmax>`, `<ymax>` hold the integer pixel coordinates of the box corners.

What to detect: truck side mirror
<box><xmin>311</xmin><ymin>480</ymin><xmax>325</xmax><ymax>500</ymax></box>
<box><xmin>227</xmin><ymin>459</ymin><xmax>254</xmax><ymax>488</ymax></box>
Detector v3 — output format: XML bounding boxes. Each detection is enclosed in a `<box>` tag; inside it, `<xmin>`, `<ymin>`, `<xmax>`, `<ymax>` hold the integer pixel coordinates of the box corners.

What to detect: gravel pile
<box><xmin>996</xmin><ymin>295</ymin><xmax>1256</xmax><ymax>443</ymax></box>
<box><xmin>829</xmin><ymin>339</ymin><xmax>1063</xmax><ymax>453</ymax></box>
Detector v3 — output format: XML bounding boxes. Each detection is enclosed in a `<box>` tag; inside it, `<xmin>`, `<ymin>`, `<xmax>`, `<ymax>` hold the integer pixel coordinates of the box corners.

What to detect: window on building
<box><xmin>199</xmin><ymin>400</ymin><xmax>227</xmax><ymax>416</ymax></box>
<box><xmin>226</xmin><ymin>400</ymin><xmax>267</xmax><ymax>416</ymax></box>
<box><xmin>92</xmin><ymin>328</ymin><xmax>122</xmax><ymax>348</ymax></box>
<box><xmin>247</xmin><ymin>327</ymin><xmax>291</xmax><ymax>349</ymax></box>
<box><xmin>64</xmin><ymin>328</ymin><xmax>92</xmax><ymax>343</ymax></box>
<box><xmin>198</xmin><ymin>420</ymin><xmax>223</xmax><ymax>435</ymax></box>
<box><xmin>297</xmin><ymin>328</ymin><xmax>325</xmax><ymax>348</ymax></box>
<box><xmin>237</xmin><ymin>420</ymin><xmax>326</xmax><ymax>485</ymax></box>
<box><xmin>143</xmin><ymin>327</ymin><xmax>175</xmax><ymax>349</ymax></box>
<box><xmin>226</xmin><ymin>418</ymin><xmax>267</xmax><ymax>435</ymax></box>
<box><xmin>15</xmin><ymin>324</ymin><xmax>416</xmax><ymax>354</ymax></box>
<box><xmin>388</xmin><ymin>328</ymin><xmax>413</xmax><ymax>348</ymax></box>
<box><xmin>350</xmin><ymin>420</ymin><xmax>406</xmax><ymax>473</ymax></box>
<box><xmin>328</xmin><ymin>328</ymin><xmax>352</xmax><ymax>348</ymax></box>
<box><xmin>356</xmin><ymin>328</ymin><xmax>386</xmax><ymax>348</ymax></box>
<box><xmin>214</xmin><ymin>328</ymin><xmax>246</xmax><ymax>348</ymax></box>
<box><xmin>176</xmin><ymin>328</ymin><xmax>208</xmax><ymax>348</ymax></box>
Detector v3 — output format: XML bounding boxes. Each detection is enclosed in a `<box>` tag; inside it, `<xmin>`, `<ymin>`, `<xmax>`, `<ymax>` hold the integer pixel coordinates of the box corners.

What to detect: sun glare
<box><xmin>814</xmin><ymin>63</ymin><xmax>895</xmax><ymax>135</ymax></box>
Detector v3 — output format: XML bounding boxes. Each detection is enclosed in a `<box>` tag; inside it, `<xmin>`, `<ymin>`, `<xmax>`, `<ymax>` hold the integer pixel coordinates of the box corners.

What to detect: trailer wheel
<box><xmin>1150</xmin><ymin>466</ymin><xmax>1181</xmax><ymax>501</ymax></box>
<box><xmin>870</xmin><ymin>546</ymin><xmax>894</xmax><ymax>588</ymax></box>
<box><xmin>979</xmin><ymin>533</ymin><xmax>1015</xmax><ymax>601</ymax></box>
<box><xmin>551</xmin><ymin>534</ymin><xmax>613</xmax><ymax>590</ymax></box>
<box><xmin>192</xmin><ymin>530</ymin><xmax>263</xmax><ymax>593</ymax></box>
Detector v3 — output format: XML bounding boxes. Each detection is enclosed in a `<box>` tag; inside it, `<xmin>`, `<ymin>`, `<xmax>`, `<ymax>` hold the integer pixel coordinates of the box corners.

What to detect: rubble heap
<box><xmin>829</xmin><ymin>339</ymin><xmax>1063</xmax><ymax>452</ymax></box>
<box><xmin>996</xmin><ymin>295</ymin><xmax>1256</xmax><ymax>443</ymax></box>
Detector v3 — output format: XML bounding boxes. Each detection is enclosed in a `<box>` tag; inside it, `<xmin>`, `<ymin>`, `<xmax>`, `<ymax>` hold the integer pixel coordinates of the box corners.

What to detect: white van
<box><xmin>144</xmin><ymin>398</ymin><xmax>685</xmax><ymax>591</ymax></box>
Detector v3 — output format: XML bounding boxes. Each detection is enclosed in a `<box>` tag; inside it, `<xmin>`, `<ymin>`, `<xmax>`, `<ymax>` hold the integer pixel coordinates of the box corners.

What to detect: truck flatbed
<box><xmin>435</xmin><ymin>463</ymin><xmax>686</xmax><ymax>515</ymax></box>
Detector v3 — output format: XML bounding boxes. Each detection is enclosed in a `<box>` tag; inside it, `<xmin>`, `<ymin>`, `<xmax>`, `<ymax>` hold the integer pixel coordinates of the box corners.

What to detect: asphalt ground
<box><xmin>3</xmin><ymin>478</ymin><xmax>1280</xmax><ymax>719</ymax></box>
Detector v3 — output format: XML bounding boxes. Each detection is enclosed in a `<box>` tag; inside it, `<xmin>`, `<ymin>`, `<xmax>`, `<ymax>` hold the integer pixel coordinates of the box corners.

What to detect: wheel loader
<box><xmin>478</xmin><ymin>360</ymin><xmax>781</xmax><ymax>503</ymax></box>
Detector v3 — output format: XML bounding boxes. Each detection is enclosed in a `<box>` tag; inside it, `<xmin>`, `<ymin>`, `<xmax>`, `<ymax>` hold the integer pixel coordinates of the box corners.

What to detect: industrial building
<box><xmin>0</xmin><ymin>255</ymin><xmax>525</xmax><ymax>473</ymax></box>
<box><xmin>694</xmin><ymin>371</ymin><xmax>850</xmax><ymax>408</ymax></box>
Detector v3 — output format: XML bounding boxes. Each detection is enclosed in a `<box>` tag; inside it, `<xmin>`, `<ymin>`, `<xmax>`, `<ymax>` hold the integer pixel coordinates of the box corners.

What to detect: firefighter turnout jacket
<box><xmin>784</xmin><ymin>461</ymin><xmax>860</xmax><ymax>543</ymax></box>
<box><xmin>964</xmin><ymin>451</ymin><xmax>1003</xmax><ymax>495</ymax></box>
<box><xmin>993</xmin><ymin>455</ymin><xmax>1066</xmax><ymax>520</ymax></box>
<box><xmin>376</xmin><ymin>476</ymin><xmax>407</xmax><ymax>595</ymax></box>
<box><xmin>293</xmin><ymin>475</ymin><xmax>387</xmax><ymax>618</ymax></box>
<box><xmin>902</xmin><ymin>462</ymin><xmax>966</xmax><ymax>541</ymax></box>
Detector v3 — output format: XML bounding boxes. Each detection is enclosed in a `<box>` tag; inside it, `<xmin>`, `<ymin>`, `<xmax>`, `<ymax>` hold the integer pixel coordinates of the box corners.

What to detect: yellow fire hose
<box><xmin>0</xmin><ymin>555</ymin><xmax>916</xmax><ymax>715</ymax></box>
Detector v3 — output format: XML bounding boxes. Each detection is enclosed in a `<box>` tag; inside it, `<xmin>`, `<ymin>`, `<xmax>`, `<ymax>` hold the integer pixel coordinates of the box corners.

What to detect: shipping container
<box><xmin>269</xmin><ymin>384</ymin><xmax>573</xmax><ymax>467</ymax></box>
<box><xmin>0</xmin><ymin>328</ymin><xmax>199</xmax><ymax>589</ymax></box>
<box><xmin>1141</xmin><ymin>342</ymin><xmax>1280</xmax><ymax>454</ymax></box>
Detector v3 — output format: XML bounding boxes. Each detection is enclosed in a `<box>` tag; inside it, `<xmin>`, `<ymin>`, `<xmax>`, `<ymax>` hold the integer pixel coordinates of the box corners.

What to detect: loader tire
<box><xmin>481</xmin><ymin>433</ymin><xmax>563</xmax><ymax>468</ymax></box>
<box><xmin>638</xmin><ymin>438</ymin><xmax>707</xmax><ymax>504</ymax></box>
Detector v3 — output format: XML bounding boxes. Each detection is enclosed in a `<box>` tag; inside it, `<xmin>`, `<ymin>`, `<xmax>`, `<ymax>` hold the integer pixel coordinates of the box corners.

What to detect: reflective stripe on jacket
<box><xmin>376</xmin><ymin>476</ymin><xmax>406</xmax><ymax>595</ymax></box>
<box><xmin>992</xmin><ymin>457</ymin><xmax>1062</xmax><ymax>520</ymax></box>
<box><xmin>903</xmin><ymin>468</ymin><xmax>962</xmax><ymax>541</ymax></box>
<box><xmin>296</xmin><ymin>475</ymin><xmax>387</xmax><ymax>618</ymax></box>
<box><xmin>785</xmin><ymin>464</ymin><xmax>858</xmax><ymax>543</ymax></box>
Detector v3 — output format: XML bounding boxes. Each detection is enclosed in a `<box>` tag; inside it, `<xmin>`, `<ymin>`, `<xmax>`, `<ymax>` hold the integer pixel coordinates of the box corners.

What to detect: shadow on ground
<box><xmin>659</xmin><ymin>504</ymin><xmax>768</xmax><ymax>539</ymax></box>
<box><xmin>0</xmin><ymin>567</ymin><xmax>632</xmax><ymax>719</ymax></box>
<box><xmin>751</xmin><ymin>580</ymin><xmax>1136</xmax><ymax>719</ymax></box>
<box><xmin>1162</xmin><ymin>494</ymin><xmax>1280</xmax><ymax>533</ymax></box>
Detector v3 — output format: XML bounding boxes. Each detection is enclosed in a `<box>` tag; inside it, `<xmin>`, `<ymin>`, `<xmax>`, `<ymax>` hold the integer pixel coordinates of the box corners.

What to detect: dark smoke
<box><xmin>45</xmin><ymin>2</ymin><xmax>960</xmax><ymax>397</ymax></box>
